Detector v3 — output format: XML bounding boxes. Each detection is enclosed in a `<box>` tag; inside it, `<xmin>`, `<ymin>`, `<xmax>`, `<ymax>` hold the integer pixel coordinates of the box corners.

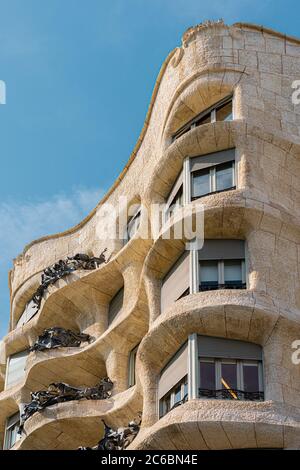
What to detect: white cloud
<box><xmin>0</xmin><ymin>186</ymin><xmax>104</xmax><ymax>337</ymax></box>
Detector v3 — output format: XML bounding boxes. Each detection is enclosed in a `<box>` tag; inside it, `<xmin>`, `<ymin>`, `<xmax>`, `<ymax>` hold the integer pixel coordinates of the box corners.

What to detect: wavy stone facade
<box><xmin>1</xmin><ymin>21</ymin><xmax>300</xmax><ymax>450</ymax></box>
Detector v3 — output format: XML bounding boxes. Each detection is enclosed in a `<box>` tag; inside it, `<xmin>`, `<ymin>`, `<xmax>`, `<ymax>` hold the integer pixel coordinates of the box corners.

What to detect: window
<box><xmin>161</xmin><ymin>252</ymin><xmax>190</xmax><ymax>313</ymax></box>
<box><xmin>165</xmin><ymin>172</ymin><xmax>183</xmax><ymax>220</ymax></box>
<box><xmin>157</xmin><ymin>336</ymin><xmax>263</xmax><ymax>420</ymax></box>
<box><xmin>125</xmin><ymin>206</ymin><xmax>141</xmax><ymax>243</ymax></box>
<box><xmin>158</xmin><ymin>343</ymin><xmax>188</xmax><ymax>417</ymax></box>
<box><xmin>172</xmin><ymin>96</ymin><xmax>233</xmax><ymax>141</ymax></box>
<box><xmin>198</xmin><ymin>240</ymin><xmax>246</xmax><ymax>291</ymax></box>
<box><xmin>5</xmin><ymin>350</ymin><xmax>28</xmax><ymax>390</ymax></box>
<box><xmin>128</xmin><ymin>344</ymin><xmax>139</xmax><ymax>388</ymax></box>
<box><xmin>16</xmin><ymin>299</ymin><xmax>39</xmax><ymax>328</ymax></box>
<box><xmin>198</xmin><ymin>359</ymin><xmax>263</xmax><ymax>401</ymax></box>
<box><xmin>191</xmin><ymin>159</ymin><xmax>235</xmax><ymax>201</ymax></box>
<box><xmin>108</xmin><ymin>287</ymin><xmax>124</xmax><ymax>325</ymax></box>
<box><xmin>3</xmin><ymin>413</ymin><xmax>21</xmax><ymax>450</ymax></box>
<box><xmin>159</xmin><ymin>376</ymin><xmax>188</xmax><ymax>418</ymax></box>
<box><xmin>198</xmin><ymin>336</ymin><xmax>264</xmax><ymax>401</ymax></box>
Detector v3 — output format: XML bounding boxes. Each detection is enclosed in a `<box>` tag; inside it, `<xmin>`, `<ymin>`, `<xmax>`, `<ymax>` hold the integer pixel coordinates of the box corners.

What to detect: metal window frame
<box><xmin>172</xmin><ymin>95</ymin><xmax>233</xmax><ymax>141</ymax></box>
<box><xmin>198</xmin><ymin>357</ymin><xmax>263</xmax><ymax>395</ymax></box>
<box><xmin>191</xmin><ymin>160</ymin><xmax>235</xmax><ymax>200</ymax></box>
<box><xmin>198</xmin><ymin>258</ymin><xmax>245</xmax><ymax>290</ymax></box>
<box><xmin>3</xmin><ymin>412</ymin><xmax>20</xmax><ymax>450</ymax></box>
<box><xmin>128</xmin><ymin>343</ymin><xmax>139</xmax><ymax>388</ymax></box>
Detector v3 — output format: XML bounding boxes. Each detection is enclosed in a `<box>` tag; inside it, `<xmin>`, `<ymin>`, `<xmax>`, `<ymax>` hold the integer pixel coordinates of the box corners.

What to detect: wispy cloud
<box><xmin>0</xmin><ymin>186</ymin><xmax>104</xmax><ymax>336</ymax></box>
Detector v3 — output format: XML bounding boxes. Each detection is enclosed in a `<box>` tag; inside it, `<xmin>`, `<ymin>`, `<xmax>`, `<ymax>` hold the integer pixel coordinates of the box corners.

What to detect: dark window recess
<box><xmin>172</xmin><ymin>96</ymin><xmax>233</xmax><ymax>141</ymax></box>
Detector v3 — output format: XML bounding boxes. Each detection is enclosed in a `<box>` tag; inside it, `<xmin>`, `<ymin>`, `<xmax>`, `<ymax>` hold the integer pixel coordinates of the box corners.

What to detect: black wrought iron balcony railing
<box><xmin>199</xmin><ymin>282</ymin><xmax>246</xmax><ymax>292</ymax></box>
<box><xmin>198</xmin><ymin>388</ymin><xmax>264</xmax><ymax>401</ymax></box>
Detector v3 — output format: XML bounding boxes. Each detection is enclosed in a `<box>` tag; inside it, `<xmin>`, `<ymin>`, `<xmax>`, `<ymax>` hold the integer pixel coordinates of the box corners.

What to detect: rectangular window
<box><xmin>215</xmin><ymin>162</ymin><xmax>234</xmax><ymax>192</ymax></box>
<box><xmin>128</xmin><ymin>344</ymin><xmax>139</xmax><ymax>388</ymax></box>
<box><xmin>159</xmin><ymin>375</ymin><xmax>188</xmax><ymax>418</ymax></box>
<box><xmin>242</xmin><ymin>363</ymin><xmax>260</xmax><ymax>393</ymax></box>
<box><xmin>126</xmin><ymin>209</ymin><xmax>141</xmax><ymax>242</ymax></box>
<box><xmin>199</xmin><ymin>361</ymin><xmax>216</xmax><ymax>390</ymax></box>
<box><xmin>108</xmin><ymin>287</ymin><xmax>124</xmax><ymax>325</ymax></box>
<box><xmin>4</xmin><ymin>413</ymin><xmax>21</xmax><ymax>450</ymax></box>
<box><xmin>172</xmin><ymin>96</ymin><xmax>233</xmax><ymax>141</ymax></box>
<box><xmin>190</xmin><ymin>150</ymin><xmax>235</xmax><ymax>201</ymax></box>
<box><xmin>199</xmin><ymin>261</ymin><xmax>219</xmax><ymax>291</ymax></box>
<box><xmin>191</xmin><ymin>168</ymin><xmax>210</xmax><ymax>199</ymax></box>
<box><xmin>199</xmin><ymin>260</ymin><xmax>245</xmax><ymax>291</ymax></box>
<box><xmin>198</xmin><ymin>356</ymin><xmax>263</xmax><ymax>401</ymax></box>
<box><xmin>5</xmin><ymin>350</ymin><xmax>28</xmax><ymax>390</ymax></box>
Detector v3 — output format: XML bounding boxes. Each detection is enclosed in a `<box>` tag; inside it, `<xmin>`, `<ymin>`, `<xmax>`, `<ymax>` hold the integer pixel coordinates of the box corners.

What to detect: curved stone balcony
<box><xmin>14</xmin><ymin>387</ymin><xmax>140</xmax><ymax>450</ymax></box>
<box><xmin>130</xmin><ymin>400</ymin><xmax>300</xmax><ymax>450</ymax></box>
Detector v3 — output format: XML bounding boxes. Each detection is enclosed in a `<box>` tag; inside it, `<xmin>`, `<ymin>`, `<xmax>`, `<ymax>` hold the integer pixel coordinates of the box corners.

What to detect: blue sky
<box><xmin>0</xmin><ymin>0</ymin><xmax>299</xmax><ymax>337</ymax></box>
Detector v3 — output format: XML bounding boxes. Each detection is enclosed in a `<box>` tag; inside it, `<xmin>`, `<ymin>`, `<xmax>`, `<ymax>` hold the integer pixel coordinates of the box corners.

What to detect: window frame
<box><xmin>199</xmin><ymin>258</ymin><xmax>246</xmax><ymax>291</ymax></box>
<box><xmin>198</xmin><ymin>357</ymin><xmax>264</xmax><ymax>399</ymax></box>
<box><xmin>128</xmin><ymin>343</ymin><xmax>139</xmax><ymax>388</ymax></box>
<box><xmin>172</xmin><ymin>95</ymin><xmax>233</xmax><ymax>142</ymax></box>
<box><xmin>159</xmin><ymin>375</ymin><xmax>188</xmax><ymax>418</ymax></box>
<box><xmin>191</xmin><ymin>160</ymin><xmax>236</xmax><ymax>201</ymax></box>
<box><xmin>124</xmin><ymin>206</ymin><xmax>141</xmax><ymax>244</ymax></box>
<box><xmin>3</xmin><ymin>413</ymin><xmax>21</xmax><ymax>450</ymax></box>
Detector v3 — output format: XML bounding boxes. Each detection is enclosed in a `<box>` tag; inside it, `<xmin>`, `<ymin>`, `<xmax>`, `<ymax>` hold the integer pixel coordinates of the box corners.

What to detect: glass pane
<box><xmin>192</xmin><ymin>169</ymin><xmax>210</xmax><ymax>199</ymax></box>
<box><xmin>174</xmin><ymin>385</ymin><xmax>182</xmax><ymax>404</ymax></box>
<box><xmin>221</xmin><ymin>362</ymin><xmax>237</xmax><ymax>390</ymax></box>
<box><xmin>200</xmin><ymin>361</ymin><xmax>216</xmax><ymax>390</ymax></box>
<box><xmin>199</xmin><ymin>261</ymin><xmax>218</xmax><ymax>289</ymax></box>
<box><xmin>216</xmin><ymin>101</ymin><xmax>233</xmax><ymax>121</ymax></box>
<box><xmin>243</xmin><ymin>364</ymin><xmax>259</xmax><ymax>392</ymax></box>
<box><xmin>127</xmin><ymin>212</ymin><xmax>141</xmax><ymax>240</ymax></box>
<box><xmin>224</xmin><ymin>260</ymin><xmax>242</xmax><ymax>286</ymax></box>
<box><xmin>216</xmin><ymin>162</ymin><xmax>233</xmax><ymax>191</ymax></box>
<box><xmin>168</xmin><ymin>186</ymin><xmax>183</xmax><ymax>218</ymax></box>
<box><xmin>183</xmin><ymin>379</ymin><xmax>188</xmax><ymax>400</ymax></box>
<box><xmin>195</xmin><ymin>113</ymin><xmax>211</xmax><ymax>127</ymax></box>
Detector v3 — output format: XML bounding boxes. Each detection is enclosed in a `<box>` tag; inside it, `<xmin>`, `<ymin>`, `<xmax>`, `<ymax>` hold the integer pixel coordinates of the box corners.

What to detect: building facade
<box><xmin>1</xmin><ymin>21</ymin><xmax>300</xmax><ymax>450</ymax></box>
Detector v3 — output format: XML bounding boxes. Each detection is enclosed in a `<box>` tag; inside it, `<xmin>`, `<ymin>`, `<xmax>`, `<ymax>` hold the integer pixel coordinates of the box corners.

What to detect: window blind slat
<box><xmin>108</xmin><ymin>288</ymin><xmax>124</xmax><ymax>325</ymax></box>
<box><xmin>198</xmin><ymin>336</ymin><xmax>262</xmax><ymax>360</ymax></box>
<box><xmin>190</xmin><ymin>149</ymin><xmax>235</xmax><ymax>173</ymax></box>
<box><xmin>158</xmin><ymin>343</ymin><xmax>188</xmax><ymax>399</ymax></box>
<box><xmin>6</xmin><ymin>351</ymin><xmax>28</xmax><ymax>389</ymax></box>
<box><xmin>166</xmin><ymin>171</ymin><xmax>183</xmax><ymax>209</ymax></box>
<box><xmin>161</xmin><ymin>251</ymin><xmax>190</xmax><ymax>313</ymax></box>
<box><xmin>199</xmin><ymin>239</ymin><xmax>245</xmax><ymax>260</ymax></box>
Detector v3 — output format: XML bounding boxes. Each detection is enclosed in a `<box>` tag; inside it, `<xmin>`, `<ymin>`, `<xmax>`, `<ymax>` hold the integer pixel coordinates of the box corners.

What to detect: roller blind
<box><xmin>198</xmin><ymin>336</ymin><xmax>262</xmax><ymax>361</ymax></box>
<box><xmin>5</xmin><ymin>350</ymin><xmax>28</xmax><ymax>389</ymax></box>
<box><xmin>166</xmin><ymin>171</ymin><xmax>183</xmax><ymax>208</ymax></box>
<box><xmin>16</xmin><ymin>299</ymin><xmax>39</xmax><ymax>328</ymax></box>
<box><xmin>161</xmin><ymin>251</ymin><xmax>190</xmax><ymax>313</ymax></box>
<box><xmin>190</xmin><ymin>148</ymin><xmax>235</xmax><ymax>173</ymax></box>
<box><xmin>158</xmin><ymin>342</ymin><xmax>188</xmax><ymax>399</ymax></box>
<box><xmin>108</xmin><ymin>287</ymin><xmax>124</xmax><ymax>325</ymax></box>
<box><xmin>199</xmin><ymin>239</ymin><xmax>245</xmax><ymax>260</ymax></box>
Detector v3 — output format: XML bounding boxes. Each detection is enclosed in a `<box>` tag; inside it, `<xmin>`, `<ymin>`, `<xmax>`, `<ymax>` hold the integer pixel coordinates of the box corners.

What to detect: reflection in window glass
<box><xmin>243</xmin><ymin>364</ymin><xmax>260</xmax><ymax>393</ymax></box>
<box><xmin>199</xmin><ymin>261</ymin><xmax>218</xmax><ymax>290</ymax></box>
<box><xmin>127</xmin><ymin>211</ymin><xmax>141</xmax><ymax>241</ymax></box>
<box><xmin>167</xmin><ymin>185</ymin><xmax>183</xmax><ymax>218</ymax></box>
<box><xmin>221</xmin><ymin>362</ymin><xmax>238</xmax><ymax>390</ymax></box>
<box><xmin>224</xmin><ymin>260</ymin><xmax>243</xmax><ymax>286</ymax></box>
<box><xmin>216</xmin><ymin>162</ymin><xmax>233</xmax><ymax>191</ymax></box>
<box><xmin>200</xmin><ymin>361</ymin><xmax>216</xmax><ymax>389</ymax></box>
<box><xmin>216</xmin><ymin>101</ymin><xmax>233</xmax><ymax>122</ymax></box>
<box><xmin>192</xmin><ymin>169</ymin><xmax>210</xmax><ymax>199</ymax></box>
